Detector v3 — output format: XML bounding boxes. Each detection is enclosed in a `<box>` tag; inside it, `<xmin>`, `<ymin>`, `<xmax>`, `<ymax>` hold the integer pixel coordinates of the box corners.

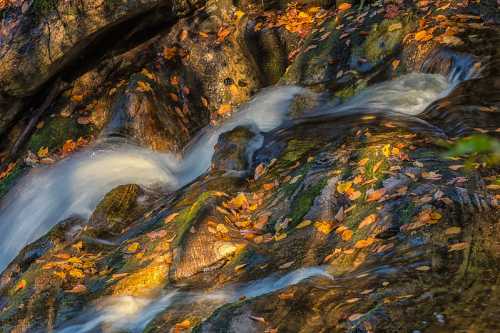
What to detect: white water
<box><xmin>0</xmin><ymin>73</ymin><xmax>457</xmax><ymax>273</ymax></box>
<box><xmin>56</xmin><ymin>266</ymin><xmax>332</xmax><ymax>333</ymax></box>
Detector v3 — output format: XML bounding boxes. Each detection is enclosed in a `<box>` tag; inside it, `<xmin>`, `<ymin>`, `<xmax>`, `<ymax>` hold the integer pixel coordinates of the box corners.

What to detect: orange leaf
<box><xmin>415</xmin><ymin>30</ymin><xmax>433</xmax><ymax>42</ymax></box>
<box><xmin>338</xmin><ymin>3</ymin><xmax>352</xmax><ymax>11</ymax></box>
<box><xmin>367</xmin><ymin>189</ymin><xmax>386</xmax><ymax>202</ymax></box>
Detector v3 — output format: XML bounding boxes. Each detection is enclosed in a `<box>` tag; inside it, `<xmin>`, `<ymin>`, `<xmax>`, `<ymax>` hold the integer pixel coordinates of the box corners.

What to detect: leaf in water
<box><xmin>249</xmin><ymin>315</ymin><xmax>266</xmax><ymax>323</ymax></box>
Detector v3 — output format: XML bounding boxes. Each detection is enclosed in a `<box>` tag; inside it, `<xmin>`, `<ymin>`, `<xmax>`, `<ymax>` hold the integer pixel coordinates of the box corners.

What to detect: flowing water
<box><xmin>0</xmin><ymin>70</ymin><xmax>468</xmax><ymax>272</ymax></box>
<box><xmin>56</xmin><ymin>266</ymin><xmax>333</xmax><ymax>333</ymax></box>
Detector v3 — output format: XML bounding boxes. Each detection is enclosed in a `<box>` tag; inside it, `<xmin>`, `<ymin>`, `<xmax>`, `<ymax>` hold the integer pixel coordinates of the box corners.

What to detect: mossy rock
<box><xmin>27</xmin><ymin>116</ymin><xmax>93</xmax><ymax>153</ymax></box>
<box><xmin>88</xmin><ymin>184</ymin><xmax>143</xmax><ymax>237</ymax></box>
<box><xmin>212</xmin><ymin>126</ymin><xmax>256</xmax><ymax>172</ymax></box>
<box><xmin>355</xmin><ymin>17</ymin><xmax>415</xmax><ymax>65</ymax></box>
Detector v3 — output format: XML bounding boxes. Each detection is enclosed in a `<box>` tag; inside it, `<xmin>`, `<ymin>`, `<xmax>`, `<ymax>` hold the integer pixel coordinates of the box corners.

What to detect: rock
<box><xmin>88</xmin><ymin>184</ymin><xmax>145</xmax><ymax>237</ymax></box>
<box><xmin>212</xmin><ymin>126</ymin><xmax>257</xmax><ymax>172</ymax></box>
<box><xmin>0</xmin><ymin>0</ymin><xmax>205</xmax><ymax>98</ymax></box>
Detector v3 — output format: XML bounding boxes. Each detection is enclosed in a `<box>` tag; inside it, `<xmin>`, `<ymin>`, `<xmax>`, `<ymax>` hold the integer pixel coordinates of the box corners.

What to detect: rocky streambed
<box><xmin>0</xmin><ymin>0</ymin><xmax>499</xmax><ymax>332</ymax></box>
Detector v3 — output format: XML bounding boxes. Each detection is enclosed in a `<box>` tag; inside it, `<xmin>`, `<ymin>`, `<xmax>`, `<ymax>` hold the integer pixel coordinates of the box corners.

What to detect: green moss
<box><xmin>288</xmin><ymin>178</ymin><xmax>327</xmax><ymax>225</ymax></box>
<box><xmin>32</xmin><ymin>0</ymin><xmax>57</xmax><ymax>14</ymax></box>
<box><xmin>27</xmin><ymin>116</ymin><xmax>93</xmax><ymax>153</ymax></box>
<box><xmin>334</xmin><ymin>80</ymin><xmax>367</xmax><ymax>101</ymax></box>
<box><xmin>172</xmin><ymin>191</ymin><xmax>221</xmax><ymax>247</ymax></box>
<box><xmin>0</xmin><ymin>164</ymin><xmax>26</xmax><ymax>199</ymax></box>
<box><xmin>281</xmin><ymin>139</ymin><xmax>315</xmax><ymax>163</ymax></box>
<box><xmin>359</xmin><ymin>17</ymin><xmax>414</xmax><ymax>63</ymax></box>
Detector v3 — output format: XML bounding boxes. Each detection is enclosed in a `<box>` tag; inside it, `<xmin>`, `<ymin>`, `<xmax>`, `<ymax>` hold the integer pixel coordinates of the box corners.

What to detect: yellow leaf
<box><xmin>228</xmin><ymin>193</ymin><xmax>248</xmax><ymax>210</ymax></box>
<box><xmin>337</xmin><ymin>181</ymin><xmax>353</xmax><ymax>194</ymax></box>
<box><xmin>392</xmin><ymin>59</ymin><xmax>400</xmax><ymax>70</ymax></box>
<box><xmin>314</xmin><ymin>221</ymin><xmax>334</xmax><ymax>235</ymax></box>
<box><xmin>126</xmin><ymin>242</ymin><xmax>140</xmax><ymax>254</ymax></box>
<box><xmin>415</xmin><ymin>30</ymin><xmax>433</xmax><ymax>42</ymax></box>
<box><xmin>175</xmin><ymin>319</ymin><xmax>191</xmax><ymax>330</ymax></box>
<box><xmin>216</xmin><ymin>224</ymin><xmax>229</xmax><ymax>234</ymax></box>
<box><xmin>296</xmin><ymin>220</ymin><xmax>312</xmax><ymax>229</ymax></box>
<box><xmin>235</xmin><ymin>10</ymin><xmax>245</xmax><ymax>20</ymax></box>
<box><xmin>341</xmin><ymin>229</ymin><xmax>353</xmax><ymax>241</ymax></box>
<box><xmin>37</xmin><ymin>146</ymin><xmax>49</xmax><ymax>158</ymax></box>
<box><xmin>69</xmin><ymin>269</ymin><xmax>85</xmax><ymax>279</ymax></box>
<box><xmin>136</xmin><ymin>81</ymin><xmax>152</xmax><ymax>93</ymax></box>
<box><xmin>382</xmin><ymin>144</ymin><xmax>391</xmax><ymax>157</ymax></box>
<box><xmin>388</xmin><ymin>22</ymin><xmax>403</xmax><ymax>32</ymax></box>
<box><xmin>218</xmin><ymin>104</ymin><xmax>232</xmax><ymax>116</ymax></box>
<box><xmin>15</xmin><ymin>279</ymin><xmax>27</xmax><ymax>292</ymax></box>
<box><xmin>354</xmin><ymin>237</ymin><xmax>375</xmax><ymax>249</ymax></box>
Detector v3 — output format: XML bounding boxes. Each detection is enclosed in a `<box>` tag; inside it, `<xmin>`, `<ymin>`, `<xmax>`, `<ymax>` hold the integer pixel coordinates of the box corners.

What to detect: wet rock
<box><xmin>88</xmin><ymin>184</ymin><xmax>145</xmax><ymax>237</ymax></box>
<box><xmin>0</xmin><ymin>0</ymin><xmax>205</xmax><ymax>98</ymax></box>
<box><xmin>212</xmin><ymin>126</ymin><xmax>257</xmax><ymax>172</ymax></box>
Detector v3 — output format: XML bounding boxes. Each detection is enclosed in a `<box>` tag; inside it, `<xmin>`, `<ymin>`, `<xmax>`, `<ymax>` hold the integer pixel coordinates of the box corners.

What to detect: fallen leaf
<box><xmin>314</xmin><ymin>221</ymin><xmax>334</xmax><ymax>234</ymax></box>
<box><xmin>37</xmin><ymin>146</ymin><xmax>49</xmax><ymax>158</ymax></box>
<box><xmin>338</xmin><ymin>3</ymin><xmax>352</xmax><ymax>11</ymax></box>
<box><xmin>296</xmin><ymin>220</ymin><xmax>312</xmax><ymax>229</ymax></box>
<box><xmin>415</xmin><ymin>30</ymin><xmax>433</xmax><ymax>42</ymax></box>
<box><xmin>164</xmin><ymin>212</ymin><xmax>179</xmax><ymax>224</ymax></box>
<box><xmin>126</xmin><ymin>242</ymin><xmax>140</xmax><ymax>254</ymax></box>
<box><xmin>388</xmin><ymin>22</ymin><xmax>403</xmax><ymax>32</ymax></box>
<box><xmin>348</xmin><ymin>313</ymin><xmax>364</xmax><ymax>321</ymax></box>
<box><xmin>341</xmin><ymin>229</ymin><xmax>353</xmax><ymax>241</ymax></box>
<box><xmin>14</xmin><ymin>279</ymin><xmax>27</xmax><ymax>292</ymax></box>
<box><xmin>367</xmin><ymin>189</ymin><xmax>386</xmax><ymax>202</ymax></box>
<box><xmin>358</xmin><ymin>214</ymin><xmax>377</xmax><ymax>229</ymax></box>
<box><xmin>449</xmin><ymin>242</ymin><xmax>469</xmax><ymax>252</ymax></box>
<box><xmin>218</xmin><ymin>104</ymin><xmax>232</xmax><ymax>116</ymax></box>
<box><xmin>354</xmin><ymin>237</ymin><xmax>375</xmax><ymax>249</ymax></box>
<box><xmin>175</xmin><ymin>319</ymin><xmax>191</xmax><ymax>330</ymax></box>
<box><xmin>445</xmin><ymin>226</ymin><xmax>462</xmax><ymax>235</ymax></box>
<box><xmin>69</xmin><ymin>269</ymin><xmax>85</xmax><ymax>279</ymax></box>
<box><xmin>416</xmin><ymin>265</ymin><xmax>431</xmax><ymax>271</ymax></box>
<box><xmin>279</xmin><ymin>261</ymin><xmax>295</xmax><ymax>269</ymax></box>
<box><xmin>66</xmin><ymin>284</ymin><xmax>87</xmax><ymax>293</ymax></box>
